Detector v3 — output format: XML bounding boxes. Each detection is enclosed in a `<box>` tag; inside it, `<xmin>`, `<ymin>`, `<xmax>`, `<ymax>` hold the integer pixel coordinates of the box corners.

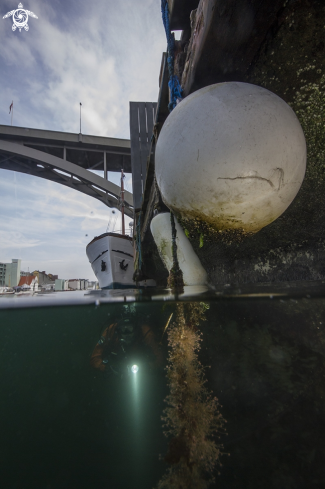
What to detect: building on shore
<box><xmin>18</xmin><ymin>275</ymin><xmax>38</xmax><ymax>292</ymax></box>
<box><xmin>48</xmin><ymin>273</ymin><xmax>58</xmax><ymax>281</ymax></box>
<box><xmin>32</xmin><ymin>270</ymin><xmax>55</xmax><ymax>286</ymax></box>
<box><xmin>0</xmin><ymin>259</ymin><xmax>21</xmax><ymax>287</ymax></box>
<box><xmin>55</xmin><ymin>279</ymin><xmax>89</xmax><ymax>291</ymax></box>
<box><xmin>0</xmin><ymin>263</ymin><xmax>5</xmax><ymax>287</ymax></box>
<box><xmin>68</xmin><ymin>279</ymin><xmax>89</xmax><ymax>290</ymax></box>
<box><xmin>80</xmin><ymin>279</ymin><xmax>89</xmax><ymax>290</ymax></box>
<box><xmin>87</xmin><ymin>281</ymin><xmax>99</xmax><ymax>290</ymax></box>
<box><xmin>42</xmin><ymin>283</ymin><xmax>55</xmax><ymax>291</ymax></box>
<box><xmin>55</xmin><ymin>279</ymin><xmax>65</xmax><ymax>291</ymax></box>
<box><xmin>1</xmin><ymin>262</ymin><xmax>89</xmax><ymax>292</ymax></box>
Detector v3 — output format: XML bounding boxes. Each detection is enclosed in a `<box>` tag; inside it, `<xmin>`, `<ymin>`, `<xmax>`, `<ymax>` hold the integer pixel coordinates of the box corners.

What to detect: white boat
<box><xmin>86</xmin><ymin>232</ymin><xmax>136</xmax><ymax>289</ymax></box>
<box><xmin>86</xmin><ymin>169</ymin><xmax>155</xmax><ymax>289</ymax></box>
<box><xmin>0</xmin><ymin>287</ymin><xmax>15</xmax><ymax>295</ymax></box>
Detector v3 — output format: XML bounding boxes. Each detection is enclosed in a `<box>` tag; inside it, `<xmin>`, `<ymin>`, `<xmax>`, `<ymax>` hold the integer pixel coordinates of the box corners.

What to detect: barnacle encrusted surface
<box><xmin>185</xmin><ymin>0</ymin><xmax>325</xmax><ymax>285</ymax></box>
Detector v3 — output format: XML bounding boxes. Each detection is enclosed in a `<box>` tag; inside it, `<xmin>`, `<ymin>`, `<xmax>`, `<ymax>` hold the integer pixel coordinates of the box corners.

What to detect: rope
<box><xmin>161</xmin><ymin>0</ymin><xmax>183</xmax><ymax>111</ymax></box>
<box><xmin>133</xmin><ymin>212</ymin><xmax>143</xmax><ymax>282</ymax></box>
<box><xmin>106</xmin><ymin>210</ymin><xmax>118</xmax><ymax>233</ymax></box>
<box><xmin>167</xmin><ymin>212</ymin><xmax>184</xmax><ymax>288</ymax></box>
<box><xmin>136</xmin><ymin>212</ymin><xmax>142</xmax><ymax>270</ymax></box>
<box><xmin>170</xmin><ymin>212</ymin><xmax>178</xmax><ymax>269</ymax></box>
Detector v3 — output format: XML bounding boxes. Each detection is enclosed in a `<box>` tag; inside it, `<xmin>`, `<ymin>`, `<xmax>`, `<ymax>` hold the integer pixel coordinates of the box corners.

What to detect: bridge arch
<box><xmin>0</xmin><ymin>126</ymin><xmax>133</xmax><ymax>218</ymax></box>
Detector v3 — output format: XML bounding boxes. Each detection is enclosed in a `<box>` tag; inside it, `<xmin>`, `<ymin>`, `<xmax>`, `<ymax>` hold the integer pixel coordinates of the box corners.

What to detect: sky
<box><xmin>0</xmin><ymin>0</ymin><xmax>175</xmax><ymax>280</ymax></box>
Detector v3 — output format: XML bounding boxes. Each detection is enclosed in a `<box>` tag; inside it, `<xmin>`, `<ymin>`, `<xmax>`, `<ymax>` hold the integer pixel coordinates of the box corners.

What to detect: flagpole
<box><xmin>79</xmin><ymin>102</ymin><xmax>82</xmax><ymax>133</ymax></box>
<box><xmin>11</xmin><ymin>101</ymin><xmax>13</xmax><ymax>126</ymax></box>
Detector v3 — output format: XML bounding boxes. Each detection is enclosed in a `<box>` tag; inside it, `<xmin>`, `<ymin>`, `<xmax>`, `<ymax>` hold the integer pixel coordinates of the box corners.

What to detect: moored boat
<box><xmin>0</xmin><ymin>287</ymin><xmax>15</xmax><ymax>295</ymax></box>
<box><xmin>86</xmin><ymin>232</ymin><xmax>135</xmax><ymax>289</ymax></box>
<box><xmin>86</xmin><ymin>169</ymin><xmax>155</xmax><ymax>289</ymax></box>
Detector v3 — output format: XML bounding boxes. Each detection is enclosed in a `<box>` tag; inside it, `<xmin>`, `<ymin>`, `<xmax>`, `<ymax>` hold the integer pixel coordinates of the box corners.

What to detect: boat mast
<box><xmin>121</xmin><ymin>169</ymin><xmax>125</xmax><ymax>235</ymax></box>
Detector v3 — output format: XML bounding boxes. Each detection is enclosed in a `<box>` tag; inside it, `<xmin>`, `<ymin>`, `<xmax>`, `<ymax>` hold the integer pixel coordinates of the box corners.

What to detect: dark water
<box><xmin>1</xmin><ymin>284</ymin><xmax>325</xmax><ymax>489</ymax></box>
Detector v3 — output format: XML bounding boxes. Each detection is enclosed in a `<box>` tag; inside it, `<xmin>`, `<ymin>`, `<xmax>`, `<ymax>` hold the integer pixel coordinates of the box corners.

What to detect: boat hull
<box><xmin>86</xmin><ymin>233</ymin><xmax>135</xmax><ymax>289</ymax></box>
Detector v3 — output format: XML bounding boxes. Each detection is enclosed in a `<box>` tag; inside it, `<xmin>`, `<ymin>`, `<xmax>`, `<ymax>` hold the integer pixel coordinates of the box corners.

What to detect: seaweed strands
<box><xmin>160</xmin><ymin>313</ymin><xmax>174</xmax><ymax>344</ymax></box>
<box><xmin>155</xmin><ymin>303</ymin><xmax>227</xmax><ymax>489</ymax></box>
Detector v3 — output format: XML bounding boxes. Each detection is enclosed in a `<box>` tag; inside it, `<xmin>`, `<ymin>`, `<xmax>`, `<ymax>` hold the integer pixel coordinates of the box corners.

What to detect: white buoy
<box><xmin>155</xmin><ymin>82</ymin><xmax>306</xmax><ymax>233</ymax></box>
<box><xmin>150</xmin><ymin>213</ymin><xmax>208</xmax><ymax>286</ymax></box>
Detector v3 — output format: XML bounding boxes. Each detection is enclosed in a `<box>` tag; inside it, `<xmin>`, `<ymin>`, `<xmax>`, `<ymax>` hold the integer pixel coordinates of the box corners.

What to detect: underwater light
<box><xmin>131</xmin><ymin>365</ymin><xmax>139</xmax><ymax>374</ymax></box>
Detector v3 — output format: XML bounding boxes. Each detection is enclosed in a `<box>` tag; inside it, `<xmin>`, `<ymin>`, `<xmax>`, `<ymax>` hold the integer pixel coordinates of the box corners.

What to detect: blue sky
<box><xmin>0</xmin><ymin>0</ymin><xmax>171</xmax><ymax>280</ymax></box>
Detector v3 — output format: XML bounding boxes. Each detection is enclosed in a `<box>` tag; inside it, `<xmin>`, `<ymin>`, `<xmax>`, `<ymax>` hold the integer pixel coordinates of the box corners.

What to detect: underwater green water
<box><xmin>1</xmin><ymin>285</ymin><xmax>325</xmax><ymax>489</ymax></box>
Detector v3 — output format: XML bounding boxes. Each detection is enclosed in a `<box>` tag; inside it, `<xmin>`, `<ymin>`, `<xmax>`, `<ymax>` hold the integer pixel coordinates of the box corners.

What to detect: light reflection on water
<box><xmin>0</xmin><ymin>282</ymin><xmax>325</xmax><ymax>488</ymax></box>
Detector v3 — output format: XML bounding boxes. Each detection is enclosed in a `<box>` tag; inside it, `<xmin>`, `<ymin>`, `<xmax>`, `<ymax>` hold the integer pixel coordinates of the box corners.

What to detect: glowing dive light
<box><xmin>131</xmin><ymin>365</ymin><xmax>139</xmax><ymax>374</ymax></box>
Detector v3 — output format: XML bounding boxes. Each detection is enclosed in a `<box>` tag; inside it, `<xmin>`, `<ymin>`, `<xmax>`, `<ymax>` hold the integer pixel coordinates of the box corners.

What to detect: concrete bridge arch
<box><xmin>0</xmin><ymin>125</ymin><xmax>133</xmax><ymax>217</ymax></box>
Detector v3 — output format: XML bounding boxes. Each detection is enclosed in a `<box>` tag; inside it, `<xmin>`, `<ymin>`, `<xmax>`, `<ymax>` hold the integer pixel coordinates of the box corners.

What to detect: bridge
<box><xmin>0</xmin><ymin>125</ymin><xmax>134</xmax><ymax>217</ymax></box>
